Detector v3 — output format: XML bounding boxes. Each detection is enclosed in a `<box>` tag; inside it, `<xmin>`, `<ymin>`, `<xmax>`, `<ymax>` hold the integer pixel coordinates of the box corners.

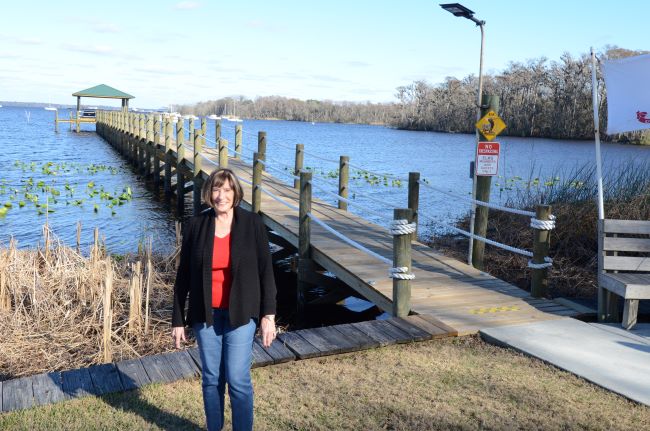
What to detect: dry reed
<box><xmin>0</xmin><ymin>226</ymin><xmax>179</xmax><ymax>381</ymax></box>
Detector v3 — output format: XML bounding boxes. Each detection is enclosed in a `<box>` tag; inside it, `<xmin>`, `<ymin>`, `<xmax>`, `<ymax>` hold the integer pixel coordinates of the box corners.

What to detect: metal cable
<box><xmin>418</xmin><ymin>178</ymin><xmax>537</xmax><ymax>217</ymax></box>
<box><xmin>307</xmin><ymin>212</ymin><xmax>392</xmax><ymax>265</ymax></box>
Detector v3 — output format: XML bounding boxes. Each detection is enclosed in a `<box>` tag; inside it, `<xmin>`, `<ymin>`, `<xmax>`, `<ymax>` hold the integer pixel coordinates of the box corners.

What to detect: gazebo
<box><xmin>72</xmin><ymin>84</ymin><xmax>134</xmax><ymax>112</ymax></box>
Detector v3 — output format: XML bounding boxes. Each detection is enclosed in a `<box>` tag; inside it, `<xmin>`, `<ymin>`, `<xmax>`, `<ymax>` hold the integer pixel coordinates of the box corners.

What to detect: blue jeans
<box><xmin>193</xmin><ymin>309</ymin><xmax>255</xmax><ymax>431</ymax></box>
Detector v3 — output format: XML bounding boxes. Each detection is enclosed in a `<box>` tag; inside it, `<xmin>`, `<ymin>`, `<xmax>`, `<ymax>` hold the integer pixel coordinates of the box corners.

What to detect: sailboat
<box><xmin>44</xmin><ymin>105</ymin><xmax>57</xmax><ymax>111</ymax></box>
<box><xmin>224</xmin><ymin>100</ymin><xmax>242</xmax><ymax>122</ymax></box>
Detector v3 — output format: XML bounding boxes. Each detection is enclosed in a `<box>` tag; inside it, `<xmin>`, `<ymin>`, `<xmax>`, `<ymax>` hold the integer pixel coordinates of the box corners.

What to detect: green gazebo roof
<box><xmin>72</xmin><ymin>84</ymin><xmax>134</xmax><ymax>99</ymax></box>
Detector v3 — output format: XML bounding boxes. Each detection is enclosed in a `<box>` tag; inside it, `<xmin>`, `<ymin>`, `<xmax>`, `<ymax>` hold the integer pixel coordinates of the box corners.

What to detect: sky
<box><xmin>0</xmin><ymin>0</ymin><xmax>647</xmax><ymax>109</ymax></box>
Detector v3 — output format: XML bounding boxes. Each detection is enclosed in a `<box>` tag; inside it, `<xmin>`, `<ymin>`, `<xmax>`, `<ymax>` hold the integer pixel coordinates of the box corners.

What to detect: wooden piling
<box><xmin>252</xmin><ymin>152</ymin><xmax>262</xmax><ymax>213</ymax></box>
<box><xmin>188</xmin><ymin>117</ymin><xmax>194</xmax><ymax>141</ymax></box>
<box><xmin>193</xmin><ymin>131</ymin><xmax>203</xmax><ymax>215</ymax></box>
<box><xmin>338</xmin><ymin>156</ymin><xmax>349</xmax><ymax>211</ymax></box>
<box><xmin>257</xmin><ymin>131</ymin><xmax>266</xmax><ymax>171</ymax></box>
<box><xmin>69</xmin><ymin>111</ymin><xmax>73</xmax><ymax>131</ymax></box>
<box><xmin>54</xmin><ymin>110</ymin><xmax>58</xmax><ymax>133</ymax></box>
<box><xmin>234</xmin><ymin>124</ymin><xmax>242</xmax><ymax>159</ymax></box>
<box><xmin>298</xmin><ymin>170</ymin><xmax>313</xmax><ymax>317</ymax></box>
<box><xmin>531</xmin><ymin>204</ymin><xmax>552</xmax><ymax>298</ymax></box>
<box><xmin>176</xmin><ymin>123</ymin><xmax>186</xmax><ymax>217</ymax></box>
<box><xmin>164</xmin><ymin>117</ymin><xmax>172</xmax><ymax>194</ymax></box>
<box><xmin>215</xmin><ymin>120</ymin><xmax>222</xmax><ymax>146</ymax></box>
<box><xmin>176</xmin><ymin>117</ymin><xmax>185</xmax><ymax>147</ymax></box>
<box><xmin>472</xmin><ymin>95</ymin><xmax>500</xmax><ymax>270</ymax></box>
<box><xmin>219</xmin><ymin>138</ymin><xmax>229</xmax><ymax>168</ymax></box>
<box><xmin>139</xmin><ymin>114</ymin><xmax>146</xmax><ymax>174</ymax></box>
<box><xmin>393</xmin><ymin>208</ymin><xmax>413</xmax><ymax>318</ymax></box>
<box><xmin>201</xmin><ymin>117</ymin><xmax>206</xmax><ymax>139</ymax></box>
<box><xmin>153</xmin><ymin>115</ymin><xmax>161</xmax><ymax>187</ymax></box>
<box><xmin>408</xmin><ymin>172</ymin><xmax>420</xmax><ymax>241</ymax></box>
<box><xmin>145</xmin><ymin>115</ymin><xmax>153</xmax><ymax>178</ymax></box>
<box><xmin>294</xmin><ymin>144</ymin><xmax>304</xmax><ymax>189</ymax></box>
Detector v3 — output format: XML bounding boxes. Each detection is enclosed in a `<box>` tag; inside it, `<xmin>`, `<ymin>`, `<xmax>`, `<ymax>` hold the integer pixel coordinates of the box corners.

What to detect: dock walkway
<box><xmin>224</xmin><ymin>156</ymin><xmax>579</xmax><ymax>335</ymax></box>
<box><xmin>0</xmin><ymin>316</ymin><xmax>452</xmax><ymax>412</ymax></box>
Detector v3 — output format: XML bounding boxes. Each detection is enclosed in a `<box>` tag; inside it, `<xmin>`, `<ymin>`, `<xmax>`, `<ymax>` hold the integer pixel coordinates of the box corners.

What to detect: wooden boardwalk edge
<box><xmin>0</xmin><ymin>317</ymin><xmax>454</xmax><ymax>413</ymax></box>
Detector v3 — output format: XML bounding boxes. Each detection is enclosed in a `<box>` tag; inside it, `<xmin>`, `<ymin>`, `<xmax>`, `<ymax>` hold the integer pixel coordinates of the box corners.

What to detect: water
<box><xmin>0</xmin><ymin>106</ymin><xmax>176</xmax><ymax>253</ymax></box>
<box><xmin>216</xmin><ymin>118</ymin><xmax>650</xmax><ymax>232</ymax></box>
<box><xmin>1</xmin><ymin>106</ymin><xmax>648</xmax><ymax>253</ymax></box>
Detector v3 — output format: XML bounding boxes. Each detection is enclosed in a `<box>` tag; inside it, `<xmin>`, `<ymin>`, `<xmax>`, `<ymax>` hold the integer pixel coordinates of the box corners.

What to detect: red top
<box><xmin>211</xmin><ymin>234</ymin><xmax>232</xmax><ymax>309</ymax></box>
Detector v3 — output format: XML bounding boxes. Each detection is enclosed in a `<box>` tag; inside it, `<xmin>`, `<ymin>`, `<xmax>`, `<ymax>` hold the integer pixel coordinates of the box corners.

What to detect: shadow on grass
<box><xmin>98</xmin><ymin>387</ymin><xmax>202</xmax><ymax>431</ymax></box>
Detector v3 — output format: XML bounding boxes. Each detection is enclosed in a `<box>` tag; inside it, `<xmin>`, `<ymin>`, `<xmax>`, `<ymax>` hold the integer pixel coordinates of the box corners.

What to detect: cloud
<box><xmin>64</xmin><ymin>17</ymin><xmax>121</xmax><ymax>34</ymax></box>
<box><xmin>343</xmin><ymin>61</ymin><xmax>370</xmax><ymax>68</ymax></box>
<box><xmin>61</xmin><ymin>43</ymin><xmax>115</xmax><ymax>55</ymax></box>
<box><xmin>16</xmin><ymin>37</ymin><xmax>42</xmax><ymax>45</ymax></box>
<box><xmin>245</xmin><ymin>20</ymin><xmax>285</xmax><ymax>33</ymax></box>
<box><xmin>174</xmin><ymin>1</ymin><xmax>201</xmax><ymax>10</ymax></box>
<box><xmin>94</xmin><ymin>22</ymin><xmax>121</xmax><ymax>33</ymax></box>
<box><xmin>311</xmin><ymin>74</ymin><xmax>349</xmax><ymax>83</ymax></box>
<box><xmin>134</xmin><ymin>66</ymin><xmax>184</xmax><ymax>76</ymax></box>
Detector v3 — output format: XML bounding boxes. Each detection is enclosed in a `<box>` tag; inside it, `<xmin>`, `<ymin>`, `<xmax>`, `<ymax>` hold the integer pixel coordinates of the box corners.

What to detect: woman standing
<box><xmin>172</xmin><ymin>168</ymin><xmax>277</xmax><ymax>431</ymax></box>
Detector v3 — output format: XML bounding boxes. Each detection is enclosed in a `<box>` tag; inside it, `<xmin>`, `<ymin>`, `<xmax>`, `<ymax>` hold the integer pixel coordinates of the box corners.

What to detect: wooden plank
<box><xmin>62</xmin><ymin>368</ymin><xmax>96</xmax><ymax>399</ymax></box>
<box><xmin>553</xmin><ymin>297</ymin><xmax>596</xmax><ymax>315</ymax></box>
<box><xmin>604</xmin><ymin>237</ymin><xmax>650</xmax><ymax>252</ymax></box>
<box><xmin>116</xmin><ymin>358</ymin><xmax>151</xmax><ymax>390</ymax></box>
<box><xmin>31</xmin><ymin>372</ymin><xmax>64</xmax><ymax>407</ymax></box>
<box><xmin>141</xmin><ymin>354</ymin><xmax>178</xmax><ymax>384</ymax></box>
<box><xmin>417</xmin><ymin>314</ymin><xmax>460</xmax><ymax>336</ymax></box>
<box><xmin>604</xmin><ymin>256</ymin><xmax>650</xmax><ymax>271</ymax></box>
<box><xmin>601</xmin><ymin>273</ymin><xmax>650</xmax><ymax>299</ymax></box>
<box><xmin>2</xmin><ymin>376</ymin><xmax>34</xmax><ymax>411</ymax></box>
<box><xmin>88</xmin><ymin>364</ymin><xmax>124</xmax><ymax>395</ymax></box>
<box><xmin>293</xmin><ymin>328</ymin><xmax>341</xmax><ymax>355</ymax></box>
<box><xmin>350</xmin><ymin>321</ymin><xmax>400</xmax><ymax>346</ymax></box>
<box><xmin>604</xmin><ymin>219</ymin><xmax>650</xmax><ymax>234</ymax></box>
<box><xmin>311</xmin><ymin>326</ymin><xmax>360</xmax><ymax>354</ymax></box>
<box><xmin>187</xmin><ymin>347</ymin><xmax>203</xmax><ymax>372</ymax></box>
<box><xmin>254</xmin><ymin>337</ymin><xmax>296</xmax><ymax>364</ymax></box>
<box><xmin>163</xmin><ymin>350</ymin><xmax>200</xmax><ymax>380</ymax></box>
<box><xmin>330</xmin><ymin>323</ymin><xmax>380</xmax><ymax>349</ymax></box>
<box><xmin>251</xmin><ymin>341</ymin><xmax>274</xmax><ymax>368</ymax></box>
<box><xmin>405</xmin><ymin>315</ymin><xmax>454</xmax><ymax>338</ymax></box>
<box><xmin>386</xmin><ymin>317</ymin><xmax>432</xmax><ymax>341</ymax></box>
<box><xmin>276</xmin><ymin>331</ymin><xmax>321</xmax><ymax>359</ymax></box>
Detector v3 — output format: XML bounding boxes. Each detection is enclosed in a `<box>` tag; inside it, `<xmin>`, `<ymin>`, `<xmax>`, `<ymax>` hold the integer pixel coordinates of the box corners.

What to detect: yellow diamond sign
<box><xmin>475</xmin><ymin>110</ymin><xmax>506</xmax><ymax>140</ymax></box>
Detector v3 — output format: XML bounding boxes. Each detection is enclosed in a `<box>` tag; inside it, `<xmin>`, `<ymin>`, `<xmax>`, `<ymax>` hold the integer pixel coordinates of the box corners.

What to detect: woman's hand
<box><xmin>172</xmin><ymin>326</ymin><xmax>187</xmax><ymax>349</ymax></box>
<box><xmin>260</xmin><ymin>315</ymin><xmax>276</xmax><ymax>348</ymax></box>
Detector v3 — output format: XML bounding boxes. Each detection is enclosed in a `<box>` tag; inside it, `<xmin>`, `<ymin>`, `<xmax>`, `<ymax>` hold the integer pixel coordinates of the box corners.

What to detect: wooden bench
<box><xmin>598</xmin><ymin>219</ymin><xmax>650</xmax><ymax>329</ymax></box>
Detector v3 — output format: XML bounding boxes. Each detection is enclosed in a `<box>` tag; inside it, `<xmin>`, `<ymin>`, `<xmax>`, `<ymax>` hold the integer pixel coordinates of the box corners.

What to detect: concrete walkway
<box><xmin>480</xmin><ymin>319</ymin><xmax>650</xmax><ymax>406</ymax></box>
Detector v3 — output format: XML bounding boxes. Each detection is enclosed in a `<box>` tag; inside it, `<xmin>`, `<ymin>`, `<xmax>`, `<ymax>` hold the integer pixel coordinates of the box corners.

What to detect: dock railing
<box><xmin>95</xmin><ymin>111</ymin><xmax>556</xmax><ymax>309</ymax></box>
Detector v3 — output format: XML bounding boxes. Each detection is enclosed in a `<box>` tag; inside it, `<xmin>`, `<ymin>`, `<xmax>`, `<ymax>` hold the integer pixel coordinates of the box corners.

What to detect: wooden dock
<box><xmin>93</xmin><ymin>111</ymin><xmax>580</xmax><ymax>337</ymax></box>
<box><xmin>0</xmin><ymin>316</ymin><xmax>451</xmax><ymax>412</ymax></box>
<box><xmin>231</xmin><ymin>157</ymin><xmax>578</xmax><ymax>334</ymax></box>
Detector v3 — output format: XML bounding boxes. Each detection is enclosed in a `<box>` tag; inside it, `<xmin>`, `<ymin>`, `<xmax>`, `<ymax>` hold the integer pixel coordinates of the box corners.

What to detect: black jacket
<box><xmin>172</xmin><ymin>206</ymin><xmax>277</xmax><ymax>328</ymax></box>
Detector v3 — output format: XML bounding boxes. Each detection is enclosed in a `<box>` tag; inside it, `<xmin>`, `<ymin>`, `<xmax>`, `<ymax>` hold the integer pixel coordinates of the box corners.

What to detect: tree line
<box><xmin>178</xmin><ymin>47</ymin><xmax>648</xmax><ymax>143</ymax></box>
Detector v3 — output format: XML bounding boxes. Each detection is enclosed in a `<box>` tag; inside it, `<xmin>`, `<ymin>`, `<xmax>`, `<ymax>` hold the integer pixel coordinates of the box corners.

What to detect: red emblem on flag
<box><xmin>637</xmin><ymin>111</ymin><xmax>650</xmax><ymax>124</ymax></box>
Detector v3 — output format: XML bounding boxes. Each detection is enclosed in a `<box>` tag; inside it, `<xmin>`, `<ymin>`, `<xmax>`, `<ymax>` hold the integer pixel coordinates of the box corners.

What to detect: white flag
<box><xmin>602</xmin><ymin>53</ymin><xmax>650</xmax><ymax>134</ymax></box>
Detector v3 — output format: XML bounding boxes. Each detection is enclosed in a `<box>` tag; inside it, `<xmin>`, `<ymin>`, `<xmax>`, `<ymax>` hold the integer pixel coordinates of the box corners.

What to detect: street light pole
<box><xmin>440</xmin><ymin>3</ymin><xmax>485</xmax><ymax>266</ymax></box>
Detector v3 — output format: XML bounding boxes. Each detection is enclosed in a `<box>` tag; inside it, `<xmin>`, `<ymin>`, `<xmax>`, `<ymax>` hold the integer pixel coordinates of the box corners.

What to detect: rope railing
<box><xmin>258</xmin><ymin>185</ymin><xmax>300</xmax><ymax>212</ymax></box>
<box><xmin>418</xmin><ymin>210</ymin><xmax>552</xmax><ymax>269</ymax></box>
<box><xmin>116</xmin><ymin>114</ymin><xmax>554</xmax><ymax>283</ymax></box>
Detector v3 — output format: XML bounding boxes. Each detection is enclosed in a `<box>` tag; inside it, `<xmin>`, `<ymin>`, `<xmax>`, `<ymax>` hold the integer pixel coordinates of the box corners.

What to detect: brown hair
<box><xmin>201</xmin><ymin>168</ymin><xmax>244</xmax><ymax>210</ymax></box>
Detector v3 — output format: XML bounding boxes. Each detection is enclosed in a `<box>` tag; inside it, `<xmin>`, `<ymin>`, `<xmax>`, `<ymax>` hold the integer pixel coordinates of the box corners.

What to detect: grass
<box><xmin>1</xmin><ymin>336</ymin><xmax>648</xmax><ymax>430</ymax></box>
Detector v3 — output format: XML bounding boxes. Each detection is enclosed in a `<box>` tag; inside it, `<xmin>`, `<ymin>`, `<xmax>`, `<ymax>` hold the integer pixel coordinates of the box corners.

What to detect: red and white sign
<box><xmin>476</xmin><ymin>142</ymin><xmax>500</xmax><ymax>176</ymax></box>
